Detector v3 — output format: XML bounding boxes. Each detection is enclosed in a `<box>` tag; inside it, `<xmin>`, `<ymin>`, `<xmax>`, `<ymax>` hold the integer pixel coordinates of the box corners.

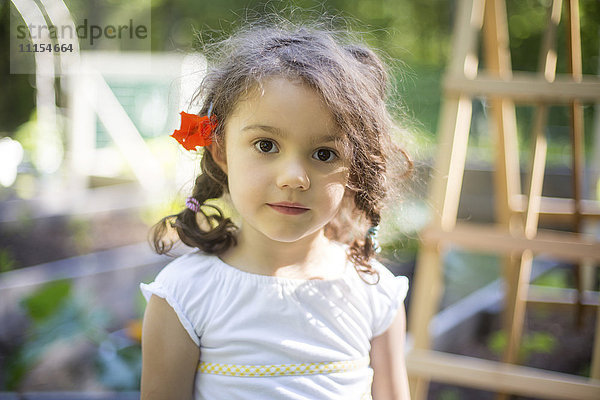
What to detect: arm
<box><xmin>370</xmin><ymin>305</ymin><xmax>411</xmax><ymax>400</ymax></box>
<box><xmin>141</xmin><ymin>295</ymin><xmax>200</xmax><ymax>400</ymax></box>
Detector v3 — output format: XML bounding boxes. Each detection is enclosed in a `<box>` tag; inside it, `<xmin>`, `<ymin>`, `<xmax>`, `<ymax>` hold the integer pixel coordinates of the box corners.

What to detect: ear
<box><xmin>206</xmin><ymin>143</ymin><xmax>227</xmax><ymax>174</ymax></box>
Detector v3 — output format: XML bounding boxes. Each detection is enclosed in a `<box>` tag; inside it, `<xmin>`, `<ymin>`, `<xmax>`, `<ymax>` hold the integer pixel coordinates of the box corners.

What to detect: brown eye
<box><xmin>313</xmin><ymin>148</ymin><xmax>336</xmax><ymax>162</ymax></box>
<box><xmin>255</xmin><ymin>140</ymin><xmax>277</xmax><ymax>153</ymax></box>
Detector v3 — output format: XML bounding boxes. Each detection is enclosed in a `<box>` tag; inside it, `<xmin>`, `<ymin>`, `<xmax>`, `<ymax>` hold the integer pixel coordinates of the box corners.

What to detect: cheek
<box><xmin>322</xmin><ymin>181</ymin><xmax>347</xmax><ymax>210</ymax></box>
<box><xmin>322</xmin><ymin>169</ymin><xmax>349</xmax><ymax>205</ymax></box>
<box><xmin>226</xmin><ymin>157</ymin><xmax>270</xmax><ymax>203</ymax></box>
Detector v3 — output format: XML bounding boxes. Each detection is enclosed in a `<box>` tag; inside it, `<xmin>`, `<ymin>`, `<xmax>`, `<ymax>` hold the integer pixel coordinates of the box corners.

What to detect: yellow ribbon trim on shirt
<box><xmin>198</xmin><ymin>356</ymin><xmax>370</xmax><ymax>377</ymax></box>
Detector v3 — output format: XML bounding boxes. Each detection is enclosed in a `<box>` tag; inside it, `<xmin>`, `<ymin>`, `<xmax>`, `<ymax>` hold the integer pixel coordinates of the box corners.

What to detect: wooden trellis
<box><xmin>406</xmin><ymin>0</ymin><xmax>600</xmax><ymax>399</ymax></box>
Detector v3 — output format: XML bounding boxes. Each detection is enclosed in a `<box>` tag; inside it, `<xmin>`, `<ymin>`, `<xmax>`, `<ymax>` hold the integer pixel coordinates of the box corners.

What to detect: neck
<box><xmin>220</xmin><ymin>225</ymin><xmax>341</xmax><ymax>279</ymax></box>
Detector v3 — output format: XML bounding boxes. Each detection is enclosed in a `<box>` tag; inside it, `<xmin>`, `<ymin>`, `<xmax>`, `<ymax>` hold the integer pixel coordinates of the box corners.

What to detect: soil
<box><xmin>428</xmin><ymin>302</ymin><xmax>596</xmax><ymax>400</ymax></box>
<box><xmin>0</xmin><ymin>210</ymin><xmax>151</xmax><ymax>270</ymax></box>
<box><xmin>0</xmin><ymin>209</ymin><xmax>152</xmax><ymax>391</ymax></box>
<box><xmin>368</xmin><ymin>258</ymin><xmax>596</xmax><ymax>400</ymax></box>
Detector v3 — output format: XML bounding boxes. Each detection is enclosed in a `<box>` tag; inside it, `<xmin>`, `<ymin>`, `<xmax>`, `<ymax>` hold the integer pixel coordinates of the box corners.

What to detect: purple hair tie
<box><xmin>186</xmin><ymin>197</ymin><xmax>201</xmax><ymax>213</ymax></box>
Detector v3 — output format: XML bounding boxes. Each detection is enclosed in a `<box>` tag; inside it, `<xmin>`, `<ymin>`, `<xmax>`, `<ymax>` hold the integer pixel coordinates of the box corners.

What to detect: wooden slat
<box><xmin>565</xmin><ymin>0</ymin><xmax>584</xmax><ymax>233</ymax></box>
<box><xmin>565</xmin><ymin>0</ymin><xmax>586</xmax><ymax>327</ymax></box>
<box><xmin>502</xmin><ymin>251</ymin><xmax>534</xmax><ymax>366</ymax></box>
<box><xmin>565</xmin><ymin>0</ymin><xmax>583</xmax><ymax>81</ymax></box>
<box><xmin>526</xmin><ymin>285</ymin><xmax>600</xmax><ymax>307</ymax></box>
<box><xmin>482</xmin><ymin>0</ymin><xmax>521</xmax><ymax>227</ymax></box>
<box><xmin>502</xmin><ymin>0</ymin><xmax>561</xmax><ymax>377</ymax></box>
<box><xmin>538</xmin><ymin>0</ymin><xmax>562</xmax><ymax>81</ymax></box>
<box><xmin>522</xmin><ymin>0</ymin><xmax>559</xmax><ymax>233</ymax></box>
<box><xmin>407</xmin><ymin>349</ymin><xmax>600</xmax><ymax>400</ymax></box>
<box><xmin>421</xmin><ymin>223</ymin><xmax>600</xmax><ymax>261</ymax></box>
<box><xmin>523</xmin><ymin>107</ymin><xmax>548</xmax><ymax>238</ymax></box>
<box><xmin>482</xmin><ymin>2</ymin><xmax>523</xmax><ymax>377</ymax></box>
<box><xmin>430</xmin><ymin>0</ymin><xmax>483</xmax><ymax>231</ymax></box>
<box><xmin>434</xmin><ymin>96</ymin><xmax>473</xmax><ymax>231</ymax></box>
<box><xmin>592</xmin><ymin>306</ymin><xmax>600</xmax><ymax>379</ymax></box>
<box><xmin>444</xmin><ymin>72</ymin><xmax>600</xmax><ymax>102</ymax></box>
<box><xmin>515</xmin><ymin>196</ymin><xmax>600</xmax><ymax>220</ymax></box>
<box><xmin>408</xmin><ymin>244</ymin><xmax>445</xmax><ymax>400</ymax></box>
<box><xmin>447</xmin><ymin>0</ymin><xmax>485</xmax><ymax>78</ymax></box>
<box><xmin>408</xmin><ymin>1</ymin><xmax>485</xmax><ymax>398</ymax></box>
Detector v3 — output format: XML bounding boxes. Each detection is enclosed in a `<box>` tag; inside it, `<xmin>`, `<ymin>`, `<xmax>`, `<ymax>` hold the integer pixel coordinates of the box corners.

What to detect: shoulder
<box><xmin>140</xmin><ymin>251</ymin><xmax>222</xmax><ymax>307</ymax></box>
<box><xmin>140</xmin><ymin>251</ymin><xmax>223</xmax><ymax>342</ymax></box>
<box><xmin>370</xmin><ymin>259</ymin><xmax>409</xmax><ymax>303</ymax></box>
<box><xmin>350</xmin><ymin>258</ymin><xmax>408</xmax><ymax>306</ymax></box>
<box><xmin>350</xmin><ymin>258</ymin><xmax>409</xmax><ymax>338</ymax></box>
<box><xmin>154</xmin><ymin>251</ymin><xmax>217</xmax><ymax>284</ymax></box>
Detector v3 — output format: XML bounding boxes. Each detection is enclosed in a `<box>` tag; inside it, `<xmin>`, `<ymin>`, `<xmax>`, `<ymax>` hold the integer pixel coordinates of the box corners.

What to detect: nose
<box><xmin>276</xmin><ymin>158</ymin><xmax>310</xmax><ymax>191</ymax></box>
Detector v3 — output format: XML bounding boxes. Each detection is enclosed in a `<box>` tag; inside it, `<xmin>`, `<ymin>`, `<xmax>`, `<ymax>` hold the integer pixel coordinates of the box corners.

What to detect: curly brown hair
<box><xmin>151</xmin><ymin>20</ymin><xmax>412</xmax><ymax>281</ymax></box>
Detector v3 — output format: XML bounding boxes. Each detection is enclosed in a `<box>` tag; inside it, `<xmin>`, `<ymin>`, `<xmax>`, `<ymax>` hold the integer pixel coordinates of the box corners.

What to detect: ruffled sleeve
<box><xmin>369</xmin><ymin>260</ymin><xmax>409</xmax><ymax>338</ymax></box>
<box><xmin>140</xmin><ymin>252</ymin><xmax>212</xmax><ymax>346</ymax></box>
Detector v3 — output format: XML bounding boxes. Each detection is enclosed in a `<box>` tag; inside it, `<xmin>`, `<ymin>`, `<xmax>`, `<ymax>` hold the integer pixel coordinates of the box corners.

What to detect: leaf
<box><xmin>20</xmin><ymin>280</ymin><xmax>72</xmax><ymax>323</ymax></box>
<box><xmin>0</xmin><ymin>248</ymin><xmax>17</xmax><ymax>272</ymax></box>
<box><xmin>488</xmin><ymin>330</ymin><xmax>507</xmax><ymax>356</ymax></box>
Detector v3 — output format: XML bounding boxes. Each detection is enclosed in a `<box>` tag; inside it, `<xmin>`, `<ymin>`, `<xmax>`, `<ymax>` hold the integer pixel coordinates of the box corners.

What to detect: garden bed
<box><xmin>427</xmin><ymin>264</ymin><xmax>596</xmax><ymax>400</ymax></box>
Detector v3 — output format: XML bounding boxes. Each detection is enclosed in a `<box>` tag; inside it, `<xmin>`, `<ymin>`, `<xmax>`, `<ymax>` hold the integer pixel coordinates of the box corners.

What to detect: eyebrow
<box><xmin>242</xmin><ymin>124</ymin><xmax>344</xmax><ymax>146</ymax></box>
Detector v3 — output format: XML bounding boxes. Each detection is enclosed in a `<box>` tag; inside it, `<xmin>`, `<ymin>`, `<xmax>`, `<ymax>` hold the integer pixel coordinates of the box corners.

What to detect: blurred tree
<box><xmin>149</xmin><ymin>0</ymin><xmax>454</xmax><ymax>68</ymax></box>
<box><xmin>0</xmin><ymin>2</ymin><xmax>35</xmax><ymax>134</ymax></box>
<box><xmin>1</xmin><ymin>0</ymin><xmax>598</xmax><ymax>141</ymax></box>
<box><xmin>506</xmin><ymin>0</ymin><xmax>599</xmax><ymax>75</ymax></box>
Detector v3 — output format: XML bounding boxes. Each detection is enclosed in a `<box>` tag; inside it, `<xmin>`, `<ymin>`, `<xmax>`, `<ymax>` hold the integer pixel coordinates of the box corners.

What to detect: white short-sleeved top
<box><xmin>140</xmin><ymin>250</ymin><xmax>408</xmax><ymax>400</ymax></box>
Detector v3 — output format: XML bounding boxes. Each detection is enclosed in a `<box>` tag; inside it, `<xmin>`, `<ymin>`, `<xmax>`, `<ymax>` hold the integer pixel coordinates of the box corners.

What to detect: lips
<box><xmin>267</xmin><ymin>202</ymin><xmax>310</xmax><ymax>215</ymax></box>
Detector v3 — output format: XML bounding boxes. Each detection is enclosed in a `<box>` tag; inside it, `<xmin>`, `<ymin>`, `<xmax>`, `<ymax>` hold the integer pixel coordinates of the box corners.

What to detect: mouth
<box><xmin>267</xmin><ymin>202</ymin><xmax>310</xmax><ymax>215</ymax></box>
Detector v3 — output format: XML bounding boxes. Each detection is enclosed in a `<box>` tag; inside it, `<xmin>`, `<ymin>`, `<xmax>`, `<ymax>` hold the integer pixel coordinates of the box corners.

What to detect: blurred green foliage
<box><xmin>4</xmin><ymin>280</ymin><xmax>141</xmax><ymax>391</ymax></box>
<box><xmin>3</xmin><ymin>0</ymin><xmax>598</xmax><ymax>143</ymax></box>
<box><xmin>488</xmin><ymin>330</ymin><xmax>557</xmax><ymax>363</ymax></box>
<box><xmin>20</xmin><ymin>279</ymin><xmax>72</xmax><ymax>322</ymax></box>
<box><xmin>5</xmin><ymin>280</ymin><xmax>78</xmax><ymax>389</ymax></box>
<box><xmin>96</xmin><ymin>339</ymin><xmax>142</xmax><ymax>390</ymax></box>
<box><xmin>67</xmin><ymin>217</ymin><xmax>93</xmax><ymax>254</ymax></box>
<box><xmin>0</xmin><ymin>248</ymin><xmax>17</xmax><ymax>272</ymax></box>
<box><xmin>0</xmin><ymin>3</ymin><xmax>35</xmax><ymax>133</ymax></box>
<box><xmin>443</xmin><ymin>250</ymin><xmax>501</xmax><ymax>305</ymax></box>
<box><xmin>438</xmin><ymin>389</ymin><xmax>462</xmax><ymax>400</ymax></box>
<box><xmin>533</xmin><ymin>267</ymin><xmax>570</xmax><ymax>288</ymax></box>
<box><xmin>507</xmin><ymin>0</ymin><xmax>599</xmax><ymax>75</ymax></box>
<box><xmin>147</xmin><ymin>0</ymin><xmax>454</xmax><ymax>67</ymax></box>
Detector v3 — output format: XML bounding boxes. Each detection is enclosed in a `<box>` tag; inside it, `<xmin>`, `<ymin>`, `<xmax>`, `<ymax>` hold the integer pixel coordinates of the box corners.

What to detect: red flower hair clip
<box><xmin>171</xmin><ymin>107</ymin><xmax>217</xmax><ymax>151</ymax></box>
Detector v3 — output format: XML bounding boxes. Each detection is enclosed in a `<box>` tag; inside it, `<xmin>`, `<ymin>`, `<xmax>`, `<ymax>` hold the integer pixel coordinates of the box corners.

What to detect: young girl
<box><xmin>140</xmin><ymin>21</ymin><xmax>412</xmax><ymax>400</ymax></box>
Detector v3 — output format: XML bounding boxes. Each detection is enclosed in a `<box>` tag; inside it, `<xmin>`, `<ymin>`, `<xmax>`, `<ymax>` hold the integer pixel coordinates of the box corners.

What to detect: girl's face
<box><xmin>214</xmin><ymin>77</ymin><xmax>350</xmax><ymax>244</ymax></box>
